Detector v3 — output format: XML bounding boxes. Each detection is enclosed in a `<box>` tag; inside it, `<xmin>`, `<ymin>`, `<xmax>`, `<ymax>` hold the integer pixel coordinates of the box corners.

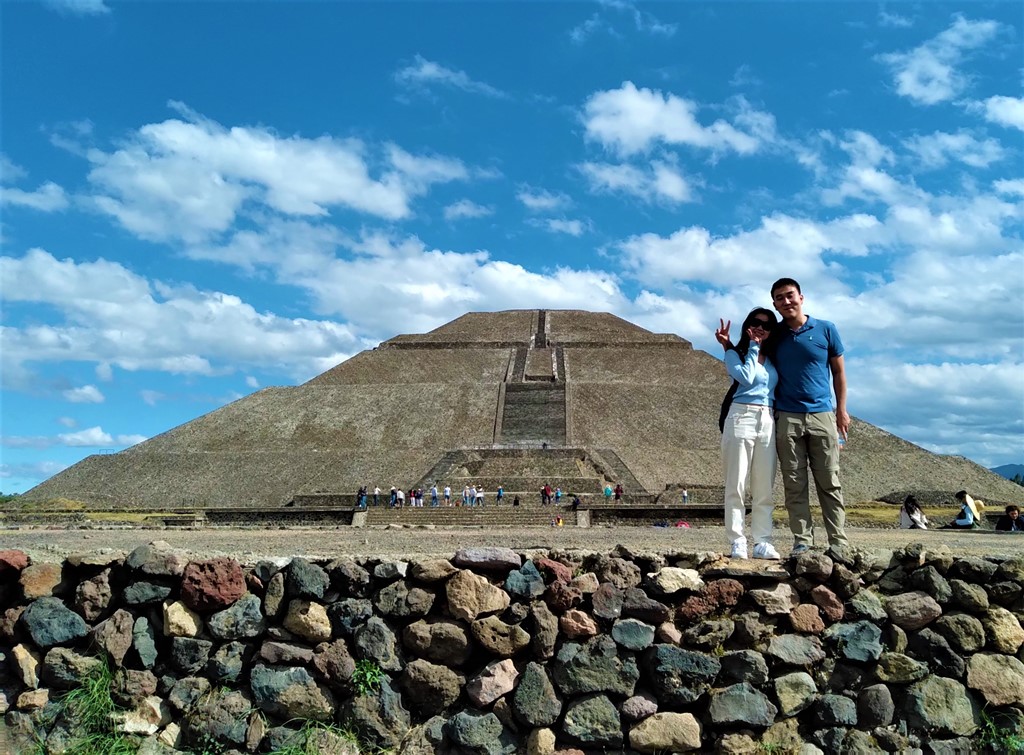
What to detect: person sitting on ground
<box><xmin>946</xmin><ymin>490</ymin><xmax>981</xmax><ymax>529</ymax></box>
<box><xmin>996</xmin><ymin>504</ymin><xmax>1023</xmax><ymax>532</ymax></box>
<box><xmin>899</xmin><ymin>495</ymin><xmax>928</xmax><ymax>530</ymax></box>
<box><xmin>512</xmin><ymin>495</ymin><xmax>521</xmax><ymax>508</ymax></box>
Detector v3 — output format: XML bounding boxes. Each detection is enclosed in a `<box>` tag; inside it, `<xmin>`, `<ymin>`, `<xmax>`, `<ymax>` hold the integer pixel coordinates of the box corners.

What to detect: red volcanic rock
<box><xmin>536</xmin><ymin>558</ymin><xmax>573</xmax><ymax>584</ymax></box>
<box><xmin>790</xmin><ymin>604</ymin><xmax>826</xmax><ymax>635</ymax></box>
<box><xmin>180</xmin><ymin>558</ymin><xmax>246</xmax><ymax>612</ymax></box>
<box><xmin>544</xmin><ymin>581</ymin><xmax>583</xmax><ymax>614</ymax></box>
<box><xmin>0</xmin><ymin>550</ymin><xmax>30</xmax><ymax>573</ymax></box>
<box><xmin>704</xmin><ymin>579</ymin><xmax>745</xmax><ymax>608</ymax></box>
<box><xmin>810</xmin><ymin>585</ymin><xmax>845</xmax><ymax>623</ymax></box>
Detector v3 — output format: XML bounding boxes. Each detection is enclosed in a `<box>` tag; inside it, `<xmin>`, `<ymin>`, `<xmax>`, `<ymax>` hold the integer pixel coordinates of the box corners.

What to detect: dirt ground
<box><xmin>0</xmin><ymin>524</ymin><xmax>1019</xmax><ymax>565</ymax></box>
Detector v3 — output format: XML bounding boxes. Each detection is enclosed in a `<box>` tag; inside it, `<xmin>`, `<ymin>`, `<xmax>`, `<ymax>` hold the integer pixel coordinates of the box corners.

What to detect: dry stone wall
<box><xmin>1</xmin><ymin>542</ymin><xmax>1023</xmax><ymax>754</ymax></box>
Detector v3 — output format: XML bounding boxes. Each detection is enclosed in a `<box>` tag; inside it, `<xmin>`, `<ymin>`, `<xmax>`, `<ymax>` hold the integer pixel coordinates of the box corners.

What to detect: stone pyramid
<box><xmin>23</xmin><ymin>310</ymin><xmax>1021</xmax><ymax>508</ymax></box>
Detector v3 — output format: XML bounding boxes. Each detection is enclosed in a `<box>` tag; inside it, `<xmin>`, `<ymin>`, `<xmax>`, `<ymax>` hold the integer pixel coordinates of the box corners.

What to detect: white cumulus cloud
<box><xmin>578</xmin><ymin>160</ymin><xmax>693</xmax><ymax>203</ymax></box>
<box><xmin>876</xmin><ymin>15</ymin><xmax>1002</xmax><ymax>105</ymax></box>
<box><xmin>903</xmin><ymin>130</ymin><xmax>1005</xmax><ymax>169</ymax></box>
<box><xmin>0</xmin><ymin>182</ymin><xmax>69</xmax><ymax>212</ymax></box>
<box><xmin>394</xmin><ymin>55</ymin><xmax>507</xmax><ymax>98</ymax></box>
<box><xmin>444</xmin><ymin>199</ymin><xmax>494</xmax><ymax>221</ymax></box>
<box><xmin>62</xmin><ymin>385</ymin><xmax>105</xmax><ymax>403</ymax></box>
<box><xmin>81</xmin><ymin>103</ymin><xmax>472</xmax><ymax>242</ymax></box>
<box><xmin>978</xmin><ymin>95</ymin><xmax>1024</xmax><ymax>132</ymax></box>
<box><xmin>517</xmin><ymin>187</ymin><xmax>571</xmax><ymax>212</ymax></box>
<box><xmin>582</xmin><ymin>82</ymin><xmax>775</xmax><ymax>157</ymax></box>
<box><xmin>42</xmin><ymin>0</ymin><xmax>111</xmax><ymax>16</ymax></box>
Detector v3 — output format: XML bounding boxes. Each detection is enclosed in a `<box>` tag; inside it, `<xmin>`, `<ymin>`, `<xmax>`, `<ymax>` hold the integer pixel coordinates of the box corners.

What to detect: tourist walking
<box><xmin>497</xmin><ymin>485</ymin><xmax>504</xmax><ymax>504</ymax></box>
<box><xmin>614</xmin><ymin>483</ymin><xmax>623</xmax><ymax>501</ymax></box>
<box><xmin>715</xmin><ymin>306</ymin><xmax>780</xmax><ymax>560</ymax></box>
<box><xmin>373</xmin><ymin>486</ymin><xmax>380</xmax><ymax>507</ymax></box>
<box><xmin>766</xmin><ymin>278</ymin><xmax>850</xmax><ymax>557</ymax></box>
<box><xmin>430</xmin><ymin>484</ymin><xmax>438</xmax><ymax>507</ymax></box>
<box><xmin>444</xmin><ymin>484</ymin><xmax>451</xmax><ymax>506</ymax></box>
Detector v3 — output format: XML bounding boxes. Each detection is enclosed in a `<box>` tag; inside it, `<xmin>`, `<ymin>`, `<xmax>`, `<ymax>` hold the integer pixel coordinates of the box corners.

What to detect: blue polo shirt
<box><xmin>772</xmin><ymin>316</ymin><xmax>844</xmax><ymax>413</ymax></box>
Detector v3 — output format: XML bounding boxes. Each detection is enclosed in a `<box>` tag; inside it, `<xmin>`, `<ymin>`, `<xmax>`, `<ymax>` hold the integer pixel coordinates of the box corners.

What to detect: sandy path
<box><xmin>1</xmin><ymin>525</ymin><xmax>1019</xmax><ymax>564</ymax></box>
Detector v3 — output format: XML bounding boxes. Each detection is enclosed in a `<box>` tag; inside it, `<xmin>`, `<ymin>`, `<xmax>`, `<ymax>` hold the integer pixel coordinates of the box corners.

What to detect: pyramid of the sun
<box><xmin>23</xmin><ymin>309</ymin><xmax>1021</xmax><ymax>508</ymax></box>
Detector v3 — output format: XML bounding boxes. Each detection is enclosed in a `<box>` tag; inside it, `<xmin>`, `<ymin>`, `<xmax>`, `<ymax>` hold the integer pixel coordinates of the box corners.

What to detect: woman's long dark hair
<box><xmin>732</xmin><ymin>307</ymin><xmax>778</xmax><ymax>361</ymax></box>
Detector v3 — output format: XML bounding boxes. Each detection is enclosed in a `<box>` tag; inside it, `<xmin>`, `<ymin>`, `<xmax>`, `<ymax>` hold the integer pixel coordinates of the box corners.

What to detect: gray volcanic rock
<box><xmin>400</xmin><ymin>659</ymin><xmax>463</xmax><ymax>716</ymax></box>
<box><xmin>403</xmin><ymin>619</ymin><xmax>472</xmax><ymax>666</ymax></box>
<box><xmin>708</xmin><ymin>682</ymin><xmax>777</xmax><ymax>728</ymax></box>
<box><xmin>766</xmin><ymin>634</ymin><xmax>826</xmax><ymax>666</ymax></box>
<box><xmin>552</xmin><ymin>635</ymin><xmax>639</xmax><ymax>697</ymax></box>
<box><xmin>131</xmin><ymin>616</ymin><xmax>158</xmax><ymax>669</ymax></box>
<box><xmin>857</xmin><ymin>684</ymin><xmax>894</xmax><ymax>728</ymax></box>
<box><xmin>512</xmin><ymin>661</ymin><xmax>561</xmax><ymax>728</ymax></box>
<box><xmin>453</xmin><ymin>548</ymin><xmax>521</xmax><ymax>573</ymax></box>
<box><xmin>326</xmin><ymin>558</ymin><xmax>371</xmax><ymax>597</ymax></box>
<box><xmin>611</xmin><ymin>618</ymin><xmax>656</xmax><ymax>651</ymax></box>
<box><xmin>446</xmin><ymin>710</ymin><xmax>516</xmax><ymax>755</ymax></box>
<box><xmin>642</xmin><ymin>644</ymin><xmax>719</xmax><ymax>706</ymax></box>
<box><xmin>563</xmin><ymin>694</ymin><xmax>623</xmax><ymax>748</ymax></box>
<box><xmin>285</xmin><ymin>558</ymin><xmax>329</xmax><ymax>600</ymax></box>
<box><xmin>822</xmin><ymin>621</ymin><xmax>882</xmax><ymax>662</ymax></box>
<box><xmin>884</xmin><ymin>591</ymin><xmax>942</xmax><ymax>630</ymax></box>
<box><xmin>250</xmin><ymin>664</ymin><xmax>335</xmax><ymax>721</ymax></box>
<box><xmin>181</xmin><ymin>689</ymin><xmax>250</xmax><ymax>750</ymax></box>
<box><xmin>208</xmin><ymin>593</ymin><xmax>266</xmax><ymax>640</ymax></box>
<box><xmin>40</xmin><ymin>647</ymin><xmax>101</xmax><ymax>689</ymax></box>
<box><xmin>374</xmin><ymin>580</ymin><xmax>435</xmax><ymax>618</ymax></box>
<box><xmin>719</xmin><ymin>650</ymin><xmax>769</xmax><ymax>686</ymax></box>
<box><xmin>530</xmin><ymin>600</ymin><xmax>559</xmax><ymax>659</ymax></box>
<box><xmin>773</xmin><ymin>672</ymin><xmax>817</xmax><ymax>717</ymax></box>
<box><xmin>904</xmin><ymin>676</ymin><xmax>980</xmax><ymax>736</ymax></box>
<box><xmin>170</xmin><ymin>637</ymin><xmax>213</xmax><ymax>674</ymax></box>
<box><xmin>354</xmin><ymin>616</ymin><xmax>403</xmax><ymax>672</ymax></box>
<box><xmin>934</xmin><ymin>613</ymin><xmax>986</xmax><ymax>653</ymax></box>
<box><xmin>946</xmin><ymin>557</ymin><xmax>998</xmax><ymax>583</ymax></box>
<box><xmin>208</xmin><ymin>641</ymin><xmax>248</xmax><ymax>683</ymax></box>
<box><xmin>21</xmin><ymin>597</ymin><xmax>88</xmax><ymax>648</ymax></box>
<box><xmin>327</xmin><ymin>597</ymin><xmax>373</xmax><ymax>637</ymax></box>
<box><xmin>504</xmin><ymin>560</ymin><xmax>546</xmax><ymax>600</ymax></box>
<box><xmin>342</xmin><ymin>680</ymin><xmax>411</xmax><ymax>752</ymax></box>
<box><xmin>123</xmin><ymin>581</ymin><xmax>173</xmax><ymax>605</ymax></box>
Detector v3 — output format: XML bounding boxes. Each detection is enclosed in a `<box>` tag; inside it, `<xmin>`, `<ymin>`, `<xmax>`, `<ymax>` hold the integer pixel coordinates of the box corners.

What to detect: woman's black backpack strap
<box><xmin>719</xmin><ymin>381</ymin><xmax>739</xmax><ymax>433</ymax></box>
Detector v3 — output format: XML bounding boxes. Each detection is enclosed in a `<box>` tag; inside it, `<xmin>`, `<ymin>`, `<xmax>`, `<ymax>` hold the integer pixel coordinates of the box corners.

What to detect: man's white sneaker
<box><xmin>730</xmin><ymin>542</ymin><xmax>748</xmax><ymax>560</ymax></box>
<box><xmin>753</xmin><ymin>542</ymin><xmax>781</xmax><ymax>560</ymax></box>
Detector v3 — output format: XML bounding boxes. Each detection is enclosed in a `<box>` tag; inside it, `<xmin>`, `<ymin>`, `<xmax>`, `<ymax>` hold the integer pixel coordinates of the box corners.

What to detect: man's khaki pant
<box><xmin>775</xmin><ymin>410</ymin><xmax>848</xmax><ymax>547</ymax></box>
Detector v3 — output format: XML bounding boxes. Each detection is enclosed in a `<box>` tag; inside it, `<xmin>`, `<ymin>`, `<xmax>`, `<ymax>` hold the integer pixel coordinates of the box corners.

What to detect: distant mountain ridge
<box><xmin>992</xmin><ymin>463</ymin><xmax>1024</xmax><ymax>480</ymax></box>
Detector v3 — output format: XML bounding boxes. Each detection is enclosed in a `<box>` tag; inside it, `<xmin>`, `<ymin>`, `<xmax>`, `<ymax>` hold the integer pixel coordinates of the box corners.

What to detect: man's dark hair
<box><xmin>771</xmin><ymin>277</ymin><xmax>802</xmax><ymax>297</ymax></box>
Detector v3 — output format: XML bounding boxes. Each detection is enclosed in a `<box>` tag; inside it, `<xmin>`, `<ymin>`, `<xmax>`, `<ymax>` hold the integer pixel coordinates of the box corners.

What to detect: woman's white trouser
<box><xmin>721</xmin><ymin>403</ymin><xmax>776</xmax><ymax>545</ymax></box>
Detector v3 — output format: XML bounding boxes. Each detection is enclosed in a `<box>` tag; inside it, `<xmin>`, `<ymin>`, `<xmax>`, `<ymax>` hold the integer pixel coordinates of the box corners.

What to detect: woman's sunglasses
<box><xmin>749</xmin><ymin>319</ymin><xmax>774</xmax><ymax>330</ymax></box>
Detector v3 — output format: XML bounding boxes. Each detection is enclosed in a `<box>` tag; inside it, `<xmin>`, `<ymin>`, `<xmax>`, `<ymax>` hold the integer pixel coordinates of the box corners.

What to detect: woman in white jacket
<box><xmin>715</xmin><ymin>308</ymin><xmax>780</xmax><ymax>560</ymax></box>
<box><xmin>899</xmin><ymin>495</ymin><xmax>928</xmax><ymax>529</ymax></box>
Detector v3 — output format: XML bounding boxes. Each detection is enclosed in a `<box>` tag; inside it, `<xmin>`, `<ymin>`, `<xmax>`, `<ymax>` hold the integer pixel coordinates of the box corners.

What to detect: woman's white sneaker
<box><xmin>753</xmin><ymin>542</ymin><xmax>781</xmax><ymax>560</ymax></box>
<box><xmin>730</xmin><ymin>542</ymin><xmax>749</xmax><ymax>560</ymax></box>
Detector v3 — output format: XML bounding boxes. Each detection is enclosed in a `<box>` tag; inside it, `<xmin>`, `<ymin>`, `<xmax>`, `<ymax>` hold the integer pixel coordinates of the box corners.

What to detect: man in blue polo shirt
<box><xmin>768</xmin><ymin>278</ymin><xmax>849</xmax><ymax>557</ymax></box>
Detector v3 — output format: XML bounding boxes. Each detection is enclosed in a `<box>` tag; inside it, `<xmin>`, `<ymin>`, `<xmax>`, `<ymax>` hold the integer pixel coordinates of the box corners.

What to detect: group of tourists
<box><xmin>357</xmin><ymin>483</ymin><xmax>520</xmax><ymax>508</ymax></box>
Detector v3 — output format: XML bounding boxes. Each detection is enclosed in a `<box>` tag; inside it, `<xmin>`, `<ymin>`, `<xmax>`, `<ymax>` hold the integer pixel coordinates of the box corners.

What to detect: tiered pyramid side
<box><xmin>20</xmin><ymin>309</ymin><xmax>1023</xmax><ymax>509</ymax></box>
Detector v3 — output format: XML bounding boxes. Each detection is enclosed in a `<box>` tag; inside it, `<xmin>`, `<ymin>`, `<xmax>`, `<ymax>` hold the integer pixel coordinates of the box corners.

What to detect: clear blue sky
<box><xmin>2</xmin><ymin>0</ymin><xmax>1022</xmax><ymax>493</ymax></box>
